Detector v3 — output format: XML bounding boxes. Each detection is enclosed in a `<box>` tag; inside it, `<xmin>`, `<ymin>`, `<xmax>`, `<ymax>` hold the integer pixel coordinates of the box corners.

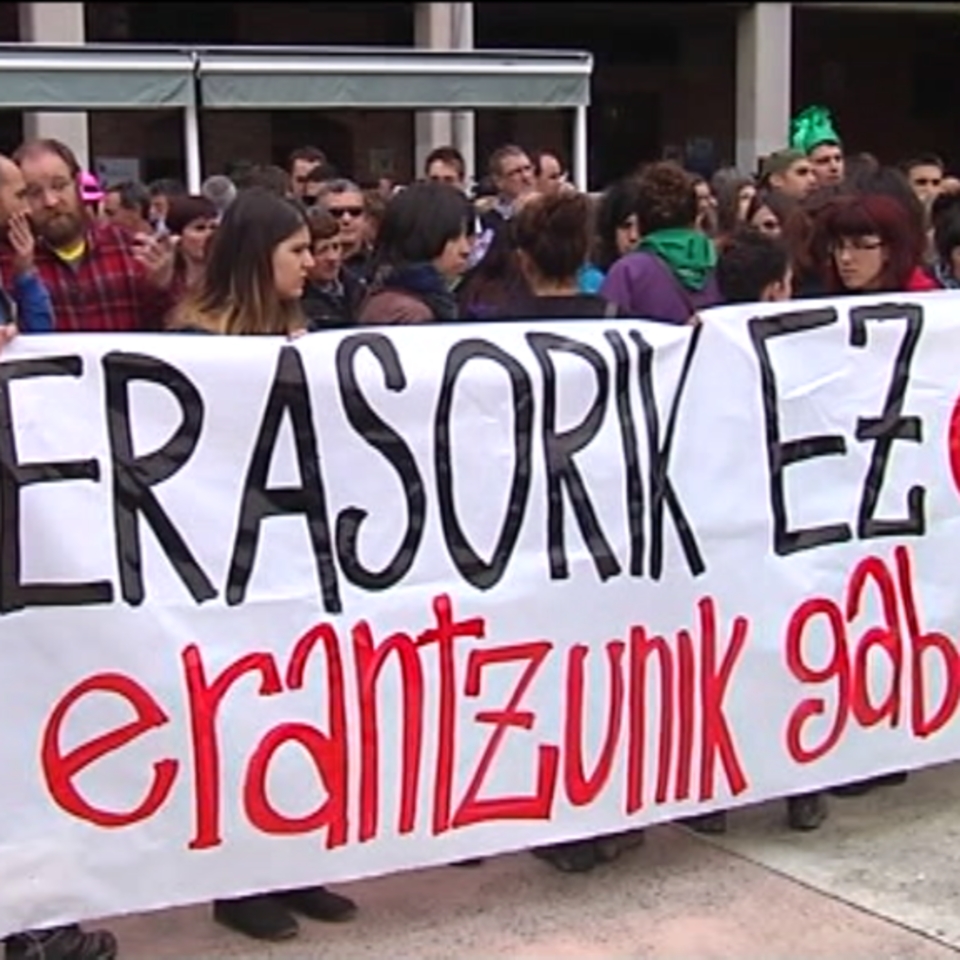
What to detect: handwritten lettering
<box><xmin>41</xmin><ymin>594</ymin><xmax>749</xmax><ymax>848</ymax></box>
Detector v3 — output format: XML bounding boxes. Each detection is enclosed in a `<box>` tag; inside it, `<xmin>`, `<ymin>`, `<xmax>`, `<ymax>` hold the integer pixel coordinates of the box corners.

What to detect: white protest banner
<box><xmin>2</xmin><ymin>293</ymin><xmax>960</xmax><ymax>933</ymax></box>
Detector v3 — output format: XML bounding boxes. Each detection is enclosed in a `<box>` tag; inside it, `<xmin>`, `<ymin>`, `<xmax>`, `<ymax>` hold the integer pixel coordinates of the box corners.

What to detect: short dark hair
<box><xmin>488</xmin><ymin>144</ymin><xmax>528</xmax><ymax>178</ymax></box>
<box><xmin>165</xmin><ymin>194</ymin><xmax>218</xmax><ymax>236</ymax></box>
<box><xmin>716</xmin><ymin>227</ymin><xmax>790</xmax><ymax>304</ymax></box>
<box><xmin>107</xmin><ymin>180</ymin><xmax>151</xmax><ymax>220</ymax></box>
<box><xmin>901</xmin><ymin>153</ymin><xmax>944</xmax><ymax>176</ymax></box>
<box><xmin>235</xmin><ymin>164</ymin><xmax>292</xmax><ymax>197</ymax></box>
<box><xmin>425</xmin><ymin>146</ymin><xmax>466</xmax><ymax>180</ymax></box>
<box><xmin>305</xmin><ymin>206</ymin><xmax>340</xmax><ymax>245</ymax></box>
<box><xmin>593</xmin><ymin>178</ymin><xmax>641</xmax><ymax>272</ymax></box>
<box><xmin>305</xmin><ymin>162</ymin><xmax>340</xmax><ymax>184</ymax></box>
<box><xmin>363</xmin><ymin>188</ymin><xmax>387</xmax><ymax>225</ymax></box>
<box><xmin>148</xmin><ymin>177</ymin><xmax>187</xmax><ymax>198</ymax></box>
<box><xmin>532</xmin><ymin>148</ymin><xmax>566</xmax><ymax>177</ymax></box>
<box><xmin>288</xmin><ymin>145</ymin><xmax>327</xmax><ymax>170</ymax></box>
<box><xmin>374</xmin><ymin>180</ymin><xmax>473</xmax><ymax>268</ymax></box>
<box><xmin>932</xmin><ymin>192</ymin><xmax>960</xmax><ymax>263</ymax></box>
<box><xmin>316</xmin><ymin>178</ymin><xmax>363</xmax><ymax>200</ymax></box>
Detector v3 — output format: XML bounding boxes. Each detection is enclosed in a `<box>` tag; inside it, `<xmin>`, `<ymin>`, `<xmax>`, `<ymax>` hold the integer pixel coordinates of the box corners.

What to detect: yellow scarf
<box><xmin>53</xmin><ymin>239</ymin><xmax>86</xmax><ymax>264</ymax></box>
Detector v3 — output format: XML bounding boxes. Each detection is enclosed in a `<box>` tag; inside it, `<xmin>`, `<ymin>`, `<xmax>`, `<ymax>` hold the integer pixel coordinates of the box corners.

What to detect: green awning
<box><xmin>197</xmin><ymin>47</ymin><xmax>592</xmax><ymax>110</ymax></box>
<box><xmin>0</xmin><ymin>45</ymin><xmax>196</xmax><ymax>109</ymax></box>
<box><xmin>0</xmin><ymin>43</ymin><xmax>592</xmax><ymax>112</ymax></box>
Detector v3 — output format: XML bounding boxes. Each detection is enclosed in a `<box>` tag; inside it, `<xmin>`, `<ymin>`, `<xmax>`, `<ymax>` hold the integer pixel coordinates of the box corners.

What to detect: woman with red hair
<box><xmin>813</xmin><ymin>192</ymin><xmax>937</xmax><ymax>294</ymax></box>
<box><xmin>809</xmin><ymin>192</ymin><xmax>929</xmax><ymax>802</ymax></box>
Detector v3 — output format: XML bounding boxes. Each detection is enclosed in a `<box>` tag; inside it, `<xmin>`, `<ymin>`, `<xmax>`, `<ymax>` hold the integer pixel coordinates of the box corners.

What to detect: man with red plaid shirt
<box><xmin>0</xmin><ymin>141</ymin><xmax>173</xmax><ymax>960</ymax></box>
<box><xmin>0</xmin><ymin>139</ymin><xmax>176</xmax><ymax>332</ymax></box>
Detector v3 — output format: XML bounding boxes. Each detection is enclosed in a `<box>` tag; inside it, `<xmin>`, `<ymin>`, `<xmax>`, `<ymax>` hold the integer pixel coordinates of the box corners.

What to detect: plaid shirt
<box><xmin>0</xmin><ymin>223</ymin><xmax>174</xmax><ymax>332</ymax></box>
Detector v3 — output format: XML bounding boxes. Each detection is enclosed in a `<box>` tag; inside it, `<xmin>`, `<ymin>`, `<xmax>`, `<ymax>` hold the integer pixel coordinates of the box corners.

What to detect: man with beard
<box><xmin>0</xmin><ymin>153</ymin><xmax>53</xmax><ymax>331</ymax></box>
<box><xmin>0</xmin><ymin>139</ymin><xmax>176</xmax><ymax>331</ymax></box>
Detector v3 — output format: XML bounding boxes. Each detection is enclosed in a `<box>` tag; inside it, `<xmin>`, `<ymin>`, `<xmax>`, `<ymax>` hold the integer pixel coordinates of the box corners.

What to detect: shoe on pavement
<box><xmin>213</xmin><ymin>894</ymin><xmax>299</xmax><ymax>941</ymax></box>
<box><xmin>681</xmin><ymin>811</ymin><xmax>729</xmax><ymax>835</ymax></box>
<box><xmin>276</xmin><ymin>886</ymin><xmax>357</xmax><ymax>923</ymax></box>
<box><xmin>5</xmin><ymin>924</ymin><xmax>117</xmax><ymax>960</ymax></box>
<box><xmin>787</xmin><ymin>792</ymin><xmax>827</xmax><ymax>831</ymax></box>
<box><xmin>830</xmin><ymin>771</ymin><xmax>908</xmax><ymax>797</ymax></box>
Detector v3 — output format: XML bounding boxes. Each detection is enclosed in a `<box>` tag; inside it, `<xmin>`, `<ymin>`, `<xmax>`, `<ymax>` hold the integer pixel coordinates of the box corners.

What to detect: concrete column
<box><xmin>414</xmin><ymin>3</ymin><xmax>476</xmax><ymax>186</ymax></box>
<box><xmin>735</xmin><ymin>2</ymin><xmax>791</xmax><ymax>175</ymax></box>
<box><xmin>18</xmin><ymin>2</ymin><xmax>90</xmax><ymax>169</ymax></box>
<box><xmin>449</xmin><ymin>2</ymin><xmax>476</xmax><ymax>186</ymax></box>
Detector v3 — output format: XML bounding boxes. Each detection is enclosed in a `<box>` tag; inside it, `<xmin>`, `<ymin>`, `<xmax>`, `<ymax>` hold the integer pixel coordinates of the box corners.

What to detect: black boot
<box><xmin>875</xmin><ymin>770</ymin><xmax>908</xmax><ymax>787</ymax></box>
<box><xmin>213</xmin><ymin>894</ymin><xmax>299</xmax><ymax>941</ymax></box>
<box><xmin>5</xmin><ymin>925</ymin><xmax>117</xmax><ymax>960</ymax></box>
<box><xmin>533</xmin><ymin>839</ymin><xmax>600</xmax><ymax>873</ymax></box>
<box><xmin>682</xmin><ymin>811</ymin><xmax>729</xmax><ymax>835</ymax></box>
<box><xmin>787</xmin><ymin>792</ymin><xmax>827</xmax><ymax>831</ymax></box>
<box><xmin>275</xmin><ymin>886</ymin><xmax>357</xmax><ymax>922</ymax></box>
<box><xmin>532</xmin><ymin>830</ymin><xmax>641</xmax><ymax>874</ymax></box>
<box><xmin>829</xmin><ymin>779</ymin><xmax>875</xmax><ymax>797</ymax></box>
<box><xmin>830</xmin><ymin>771</ymin><xmax>908</xmax><ymax>797</ymax></box>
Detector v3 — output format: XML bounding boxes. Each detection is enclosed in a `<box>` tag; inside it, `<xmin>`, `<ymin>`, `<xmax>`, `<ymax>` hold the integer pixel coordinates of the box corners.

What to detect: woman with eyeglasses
<box><xmin>807</xmin><ymin>190</ymin><xmax>933</xmax><ymax>802</ymax></box>
<box><xmin>812</xmin><ymin>192</ymin><xmax>937</xmax><ymax>296</ymax></box>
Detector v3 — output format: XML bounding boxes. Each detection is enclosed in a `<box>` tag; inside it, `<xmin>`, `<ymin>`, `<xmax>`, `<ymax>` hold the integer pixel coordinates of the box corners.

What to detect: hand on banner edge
<box><xmin>0</xmin><ymin>323</ymin><xmax>19</xmax><ymax>354</ymax></box>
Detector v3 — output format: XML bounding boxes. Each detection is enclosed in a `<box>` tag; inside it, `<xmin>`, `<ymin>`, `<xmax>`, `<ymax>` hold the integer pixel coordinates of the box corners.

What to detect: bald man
<box><xmin>0</xmin><ymin>153</ymin><xmax>53</xmax><ymax>332</ymax></box>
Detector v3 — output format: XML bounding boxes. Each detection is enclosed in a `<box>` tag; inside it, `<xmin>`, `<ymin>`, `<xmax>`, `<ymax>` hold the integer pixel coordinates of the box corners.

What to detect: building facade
<box><xmin>1</xmin><ymin>2</ymin><xmax>958</xmax><ymax>188</ymax></box>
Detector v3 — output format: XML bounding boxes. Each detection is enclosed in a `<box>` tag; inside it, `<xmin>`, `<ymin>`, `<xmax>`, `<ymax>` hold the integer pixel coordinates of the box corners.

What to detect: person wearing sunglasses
<box><xmin>312</xmin><ymin>178</ymin><xmax>372</xmax><ymax>285</ymax></box>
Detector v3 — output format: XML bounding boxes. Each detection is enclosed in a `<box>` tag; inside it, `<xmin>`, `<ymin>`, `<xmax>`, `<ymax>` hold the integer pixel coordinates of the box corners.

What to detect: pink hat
<box><xmin>79</xmin><ymin>171</ymin><xmax>104</xmax><ymax>203</ymax></box>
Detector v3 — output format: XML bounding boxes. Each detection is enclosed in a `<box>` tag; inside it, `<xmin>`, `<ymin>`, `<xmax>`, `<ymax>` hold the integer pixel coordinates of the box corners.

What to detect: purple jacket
<box><xmin>600</xmin><ymin>251</ymin><xmax>722</xmax><ymax>324</ymax></box>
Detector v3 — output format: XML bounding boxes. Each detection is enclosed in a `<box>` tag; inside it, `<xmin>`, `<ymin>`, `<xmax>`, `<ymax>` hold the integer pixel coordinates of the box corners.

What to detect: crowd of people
<box><xmin>0</xmin><ymin>102</ymin><xmax>955</xmax><ymax>959</ymax></box>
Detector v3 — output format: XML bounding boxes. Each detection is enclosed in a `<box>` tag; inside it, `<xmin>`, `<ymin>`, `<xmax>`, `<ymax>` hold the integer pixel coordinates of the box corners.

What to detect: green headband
<box><xmin>789</xmin><ymin>105</ymin><xmax>841</xmax><ymax>155</ymax></box>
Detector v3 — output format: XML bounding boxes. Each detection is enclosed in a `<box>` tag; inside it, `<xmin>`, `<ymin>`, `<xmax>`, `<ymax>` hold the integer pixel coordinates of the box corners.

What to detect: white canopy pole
<box><xmin>183</xmin><ymin>51</ymin><xmax>202</xmax><ymax>192</ymax></box>
<box><xmin>183</xmin><ymin>103</ymin><xmax>202</xmax><ymax>192</ymax></box>
<box><xmin>573</xmin><ymin>104</ymin><xmax>588</xmax><ymax>191</ymax></box>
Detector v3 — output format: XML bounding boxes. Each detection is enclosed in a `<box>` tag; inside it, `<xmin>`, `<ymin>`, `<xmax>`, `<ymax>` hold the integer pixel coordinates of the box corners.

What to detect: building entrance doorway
<box><xmin>590</xmin><ymin>93</ymin><xmax>661</xmax><ymax>186</ymax></box>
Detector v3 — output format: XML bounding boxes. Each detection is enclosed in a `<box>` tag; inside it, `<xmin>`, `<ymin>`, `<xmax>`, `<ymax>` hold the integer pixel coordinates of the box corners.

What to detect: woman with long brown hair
<box><xmin>169</xmin><ymin>187</ymin><xmax>312</xmax><ymax>336</ymax></box>
<box><xmin>169</xmin><ymin>188</ymin><xmax>359</xmax><ymax>942</ymax></box>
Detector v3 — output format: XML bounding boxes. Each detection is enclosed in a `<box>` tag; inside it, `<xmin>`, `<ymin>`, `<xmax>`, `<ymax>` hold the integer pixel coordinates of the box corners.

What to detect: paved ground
<box><xmin>104</xmin><ymin>764</ymin><xmax>960</xmax><ymax>959</ymax></box>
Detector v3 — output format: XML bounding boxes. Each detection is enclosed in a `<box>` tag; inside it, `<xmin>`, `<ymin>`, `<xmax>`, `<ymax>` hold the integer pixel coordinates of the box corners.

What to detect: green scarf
<box><xmin>638</xmin><ymin>228</ymin><xmax>717</xmax><ymax>292</ymax></box>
